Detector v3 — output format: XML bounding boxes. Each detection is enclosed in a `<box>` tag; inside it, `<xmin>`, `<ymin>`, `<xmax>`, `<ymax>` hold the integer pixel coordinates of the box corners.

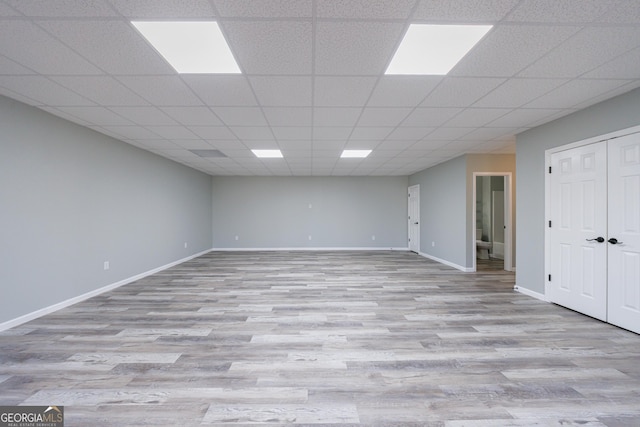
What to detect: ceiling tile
<box><xmin>599</xmin><ymin>0</ymin><xmax>640</xmax><ymax>23</ymax></box>
<box><xmin>367</xmin><ymin>76</ymin><xmax>442</xmax><ymax>107</ymax></box>
<box><xmin>0</xmin><ymin>21</ymin><xmax>103</xmax><ymax>75</ymax></box>
<box><xmin>37</xmin><ymin>20</ymin><xmax>176</xmax><ymax>74</ymax></box>
<box><xmin>222</xmin><ymin>21</ymin><xmax>312</xmax><ymax>74</ymax></box>
<box><xmin>426</xmin><ymin>127</ymin><xmax>472</xmax><ymax>140</ymax></box>
<box><xmin>472</xmin><ymin>78</ymin><xmax>568</xmax><ymax>108</ymax></box>
<box><xmin>213</xmin><ymin>107</ymin><xmax>268</xmax><ymax>126</ymax></box>
<box><xmin>190</xmin><ymin>126</ymin><xmax>238</xmax><ymax>140</ymax></box>
<box><xmin>421</xmin><ymin>77</ymin><xmax>506</xmax><ymax>107</ymax></box>
<box><xmin>385</xmin><ymin>127</ymin><xmax>434</xmax><ymax>141</ymax></box>
<box><xmin>0</xmin><ymin>76</ymin><xmax>94</xmax><ymax>106</ymax></box>
<box><xmin>117</xmin><ymin>76</ymin><xmax>203</xmax><ymax>106</ymax></box>
<box><xmin>313</xmin><ymin>127</ymin><xmax>352</xmax><ymax>140</ymax></box>
<box><xmin>313</xmin><ymin>107</ymin><xmax>362</xmax><ymax>127</ymax></box>
<box><xmin>52</xmin><ymin>76</ymin><xmax>148</xmax><ymax>106</ymax></box>
<box><xmin>413</xmin><ymin>0</ymin><xmax>520</xmax><ymax>22</ymax></box>
<box><xmin>101</xmin><ymin>125</ymin><xmax>162</xmax><ymax>140</ymax></box>
<box><xmin>314</xmin><ymin>77</ymin><xmax>377</xmax><ymax>107</ymax></box>
<box><xmin>230</xmin><ymin>126</ymin><xmax>275</xmax><ymax>140</ymax></box>
<box><xmin>0</xmin><ymin>2</ymin><xmax>20</xmax><ymax>15</ymax></box>
<box><xmin>160</xmin><ymin>107</ymin><xmax>223</xmax><ymax>126</ymax></box>
<box><xmin>272</xmin><ymin>126</ymin><xmax>313</xmax><ymax>140</ymax></box>
<box><xmin>451</xmin><ymin>24</ymin><xmax>580</xmax><ymax>77</ymax></box>
<box><xmin>54</xmin><ymin>106</ymin><xmax>133</xmax><ymax>126</ymax></box>
<box><xmin>316</xmin><ymin>0</ymin><xmax>416</xmax><ymax>19</ymax></box>
<box><xmin>5</xmin><ymin>0</ymin><xmax>116</xmax><ymax>16</ymax></box>
<box><xmin>263</xmin><ymin>107</ymin><xmax>312</xmax><ymax>127</ymax></box>
<box><xmin>519</xmin><ymin>27</ymin><xmax>640</xmax><ymax>78</ymax></box>
<box><xmin>505</xmin><ymin>0</ymin><xmax>617</xmax><ymax>23</ymax></box>
<box><xmin>402</xmin><ymin>108</ymin><xmax>463</xmax><ymax>126</ymax></box>
<box><xmin>109</xmin><ymin>0</ymin><xmax>216</xmax><ymax>18</ymax></box>
<box><xmin>357</xmin><ymin>108</ymin><xmax>411</xmax><ymax>127</ymax></box>
<box><xmin>349</xmin><ymin>127</ymin><xmax>393</xmax><ymax>141</ymax></box>
<box><xmin>250</xmin><ymin>76</ymin><xmax>312</xmax><ymax>106</ymax></box>
<box><xmin>182</xmin><ymin>76</ymin><xmax>257</xmax><ymax>106</ymax></box>
<box><xmin>583</xmin><ymin>47</ymin><xmax>640</xmax><ymax>79</ymax></box>
<box><xmin>214</xmin><ymin>0</ymin><xmax>312</xmax><ymax>17</ymax></box>
<box><xmin>486</xmin><ymin>108</ymin><xmax>564</xmax><ymax>128</ymax></box>
<box><xmin>444</xmin><ymin>108</ymin><xmax>512</xmax><ymax>127</ymax></box>
<box><xmin>524</xmin><ymin>79</ymin><xmax>631</xmax><ymax>108</ymax></box>
<box><xmin>108</xmin><ymin>106</ymin><xmax>177</xmax><ymax>126</ymax></box>
<box><xmin>0</xmin><ymin>56</ymin><xmax>34</xmax><ymax>74</ymax></box>
<box><xmin>315</xmin><ymin>21</ymin><xmax>405</xmax><ymax>75</ymax></box>
<box><xmin>144</xmin><ymin>126</ymin><xmax>198</xmax><ymax>140</ymax></box>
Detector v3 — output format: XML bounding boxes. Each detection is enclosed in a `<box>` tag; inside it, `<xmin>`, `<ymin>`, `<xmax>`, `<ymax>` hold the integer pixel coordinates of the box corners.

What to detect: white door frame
<box><xmin>408</xmin><ymin>185</ymin><xmax>420</xmax><ymax>253</ymax></box>
<box><xmin>544</xmin><ymin>124</ymin><xmax>640</xmax><ymax>300</ymax></box>
<box><xmin>472</xmin><ymin>172</ymin><xmax>513</xmax><ymax>272</ymax></box>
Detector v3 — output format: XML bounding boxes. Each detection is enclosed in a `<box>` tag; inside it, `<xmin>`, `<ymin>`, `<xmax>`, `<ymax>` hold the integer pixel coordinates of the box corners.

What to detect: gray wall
<box><xmin>409</xmin><ymin>155</ymin><xmax>467</xmax><ymax>267</ymax></box>
<box><xmin>516</xmin><ymin>87</ymin><xmax>640</xmax><ymax>294</ymax></box>
<box><xmin>0</xmin><ymin>96</ymin><xmax>213</xmax><ymax>324</ymax></box>
<box><xmin>211</xmin><ymin>176</ymin><xmax>409</xmax><ymax>249</ymax></box>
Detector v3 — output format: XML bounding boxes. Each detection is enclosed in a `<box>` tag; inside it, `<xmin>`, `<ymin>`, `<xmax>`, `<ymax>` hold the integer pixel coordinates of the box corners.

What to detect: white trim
<box><xmin>0</xmin><ymin>249</ymin><xmax>212</xmax><ymax>332</ymax></box>
<box><xmin>472</xmin><ymin>172</ymin><xmax>513</xmax><ymax>273</ymax></box>
<box><xmin>212</xmin><ymin>247</ymin><xmax>410</xmax><ymax>252</ymax></box>
<box><xmin>418</xmin><ymin>251</ymin><xmax>474</xmax><ymax>272</ymax></box>
<box><xmin>514</xmin><ymin>285</ymin><xmax>548</xmax><ymax>302</ymax></box>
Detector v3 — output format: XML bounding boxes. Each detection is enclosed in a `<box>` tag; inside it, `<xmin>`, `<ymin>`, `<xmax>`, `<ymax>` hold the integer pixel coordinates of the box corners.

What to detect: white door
<box><xmin>548</xmin><ymin>142</ymin><xmax>608</xmax><ymax>321</ymax></box>
<box><xmin>408</xmin><ymin>185</ymin><xmax>420</xmax><ymax>253</ymax></box>
<box><xmin>607</xmin><ymin>133</ymin><xmax>640</xmax><ymax>333</ymax></box>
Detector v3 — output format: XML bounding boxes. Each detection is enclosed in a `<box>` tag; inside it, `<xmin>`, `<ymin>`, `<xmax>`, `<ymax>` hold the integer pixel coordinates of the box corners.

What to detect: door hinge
<box><xmin>549</xmin><ymin>220</ymin><xmax>552</xmax><ymax>228</ymax></box>
<box><xmin>548</xmin><ymin>166</ymin><xmax>552</xmax><ymax>173</ymax></box>
<box><xmin>548</xmin><ymin>274</ymin><xmax>552</xmax><ymax>281</ymax></box>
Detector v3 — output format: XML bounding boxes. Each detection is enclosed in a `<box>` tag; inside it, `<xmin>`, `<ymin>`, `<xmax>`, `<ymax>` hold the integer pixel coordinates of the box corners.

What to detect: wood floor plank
<box><xmin>1</xmin><ymin>250</ymin><xmax>639</xmax><ymax>426</ymax></box>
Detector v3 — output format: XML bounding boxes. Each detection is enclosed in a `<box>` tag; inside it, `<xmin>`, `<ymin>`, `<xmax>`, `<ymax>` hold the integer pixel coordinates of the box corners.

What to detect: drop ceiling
<box><xmin>1</xmin><ymin>0</ymin><xmax>640</xmax><ymax>176</ymax></box>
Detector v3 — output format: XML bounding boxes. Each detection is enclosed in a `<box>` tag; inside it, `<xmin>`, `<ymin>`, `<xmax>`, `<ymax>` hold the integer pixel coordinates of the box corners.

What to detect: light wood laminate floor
<box><xmin>1</xmin><ymin>251</ymin><xmax>639</xmax><ymax>426</ymax></box>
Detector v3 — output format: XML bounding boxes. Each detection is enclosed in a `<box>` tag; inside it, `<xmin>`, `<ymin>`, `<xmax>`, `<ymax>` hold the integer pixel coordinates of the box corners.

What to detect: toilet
<box><xmin>476</xmin><ymin>229</ymin><xmax>492</xmax><ymax>259</ymax></box>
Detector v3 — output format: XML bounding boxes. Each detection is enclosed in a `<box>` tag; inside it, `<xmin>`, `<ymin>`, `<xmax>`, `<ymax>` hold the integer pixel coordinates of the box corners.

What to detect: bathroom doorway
<box><xmin>472</xmin><ymin>173</ymin><xmax>512</xmax><ymax>272</ymax></box>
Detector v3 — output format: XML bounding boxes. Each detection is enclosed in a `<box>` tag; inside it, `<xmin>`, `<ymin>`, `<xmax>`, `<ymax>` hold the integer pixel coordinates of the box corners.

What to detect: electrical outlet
<box><xmin>103</xmin><ymin>261</ymin><xmax>110</xmax><ymax>270</ymax></box>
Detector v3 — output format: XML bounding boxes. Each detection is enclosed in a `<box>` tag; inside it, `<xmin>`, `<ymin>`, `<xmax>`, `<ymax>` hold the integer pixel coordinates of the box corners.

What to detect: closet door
<box><xmin>549</xmin><ymin>142</ymin><xmax>608</xmax><ymax>321</ymax></box>
<box><xmin>608</xmin><ymin>133</ymin><xmax>640</xmax><ymax>334</ymax></box>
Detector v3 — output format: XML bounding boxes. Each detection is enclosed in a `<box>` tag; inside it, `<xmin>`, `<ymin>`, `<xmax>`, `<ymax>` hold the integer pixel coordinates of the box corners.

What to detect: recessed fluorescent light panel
<box><xmin>131</xmin><ymin>21</ymin><xmax>240</xmax><ymax>74</ymax></box>
<box><xmin>386</xmin><ymin>24</ymin><xmax>492</xmax><ymax>75</ymax></box>
<box><xmin>252</xmin><ymin>149</ymin><xmax>283</xmax><ymax>158</ymax></box>
<box><xmin>341</xmin><ymin>150</ymin><xmax>372</xmax><ymax>158</ymax></box>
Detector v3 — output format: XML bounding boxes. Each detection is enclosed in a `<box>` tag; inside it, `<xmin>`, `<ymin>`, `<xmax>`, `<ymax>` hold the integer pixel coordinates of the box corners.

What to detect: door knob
<box><xmin>608</xmin><ymin>238</ymin><xmax>623</xmax><ymax>245</ymax></box>
<box><xmin>586</xmin><ymin>237</ymin><xmax>605</xmax><ymax>243</ymax></box>
<box><xmin>414</xmin><ymin>222</ymin><xmax>419</xmax><ymax>225</ymax></box>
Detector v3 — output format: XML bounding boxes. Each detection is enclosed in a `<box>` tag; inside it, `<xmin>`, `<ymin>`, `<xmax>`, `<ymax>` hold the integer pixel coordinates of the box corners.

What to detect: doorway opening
<box><xmin>472</xmin><ymin>173</ymin><xmax>512</xmax><ymax>272</ymax></box>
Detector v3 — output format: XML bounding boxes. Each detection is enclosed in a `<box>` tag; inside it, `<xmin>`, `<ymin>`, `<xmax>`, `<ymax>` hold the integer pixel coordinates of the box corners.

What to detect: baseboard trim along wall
<box><xmin>0</xmin><ymin>249</ymin><xmax>212</xmax><ymax>332</ymax></box>
<box><xmin>212</xmin><ymin>247</ymin><xmax>410</xmax><ymax>251</ymax></box>
<box><xmin>417</xmin><ymin>251</ymin><xmax>474</xmax><ymax>272</ymax></box>
<box><xmin>514</xmin><ymin>285</ymin><xmax>547</xmax><ymax>302</ymax></box>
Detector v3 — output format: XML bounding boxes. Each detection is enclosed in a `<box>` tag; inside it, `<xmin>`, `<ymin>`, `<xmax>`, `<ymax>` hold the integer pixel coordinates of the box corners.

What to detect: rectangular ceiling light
<box><xmin>385</xmin><ymin>24</ymin><xmax>492</xmax><ymax>75</ymax></box>
<box><xmin>252</xmin><ymin>149</ymin><xmax>283</xmax><ymax>158</ymax></box>
<box><xmin>132</xmin><ymin>21</ymin><xmax>241</xmax><ymax>74</ymax></box>
<box><xmin>341</xmin><ymin>150</ymin><xmax>372</xmax><ymax>158</ymax></box>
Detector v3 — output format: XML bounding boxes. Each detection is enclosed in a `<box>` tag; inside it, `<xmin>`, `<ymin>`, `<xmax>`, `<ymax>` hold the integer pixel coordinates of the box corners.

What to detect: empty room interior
<box><xmin>1</xmin><ymin>1</ymin><xmax>640</xmax><ymax>426</ymax></box>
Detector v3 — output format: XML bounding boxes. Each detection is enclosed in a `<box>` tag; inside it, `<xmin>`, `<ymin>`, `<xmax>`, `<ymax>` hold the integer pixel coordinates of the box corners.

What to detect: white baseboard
<box><xmin>514</xmin><ymin>285</ymin><xmax>547</xmax><ymax>302</ymax></box>
<box><xmin>417</xmin><ymin>251</ymin><xmax>474</xmax><ymax>272</ymax></box>
<box><xmin>212</xmin><ymin>247</ymin><xmax>410</xmax><ymax>252</ymax></box>
<box><xmin>0</xmin><ymin>249</ymin><xmax>212</xmax><ymax>332</ymax></box>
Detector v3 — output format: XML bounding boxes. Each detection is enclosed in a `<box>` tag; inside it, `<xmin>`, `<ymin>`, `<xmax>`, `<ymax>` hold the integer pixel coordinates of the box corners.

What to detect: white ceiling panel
<box><xmin>109</xmin><ymin>0</ymin><xmax>216</xmax><ymax>18</ymax></box>
<box><xmin>213</xmin><ymin>107</ymin><xmax>267</xmax><ymax>126</ymax></box>
<box><xmin>223</xmin><ymin>21</ymin><xmax>312</xmax><ymax>75</ymax></box>
<box><xmin>0</xmin><ymin>21</ymin><xmax>103</xmax><ymax>75</ymax></box>
<box><xmin>182</xmin><ymin>76</ymin><xmax>257</xmax><ymax>106</ymax></box>
<box><xmin>159</xmin><ymin>107</ymin><xmax>223</xmax><ymax>126</ymax></box>
<box><xmin>263</xmin><ymin>107</ymin><xmax>313</xmax><ymax>127</ymax></box>
<box><xmin>37</xmin><ymin>20</ymin><xmax>176</xmax><ymax>74</ymax></box>
<box><xmin>316</xmin><ymin>0</ymin><xmax>416</xmax><ymax>19</ymax></box>
<box><xmin>314</xmin><ymin>76</ymin><xmax>377</xmax><ymax>107</ymax></box>
<box><xmin>117</xmin><ymin>76</ymin><xmax>203</xmax><ymax>106</ymax></box>
<box><xmin>505</xmin><ymin>0</ymin><xmax>618</xmax><ymax>23</ymax></box>
<box><xmin>250</xmin><ymin>76</ymin><xmax>312</xmax><ymax>106</ymax></box>
<box><xmin>1</xmin><ymin>1</ymin><xmax>639</xmax><ymax>176</ymax></box>
<box><xmin>472</xmin><ymin>78</ymin><xmax>568</xmax><ymax>108</ymax></box>
<box><xmin>0</xmin><ymin>76</ymin><xmax>94</xmax><ymax>106</ymax></box>
<box><xmin>451</xmin><ymin>24</ymin><xmax>580</xmax><ymax>77</ymax></box>
<box><xmin>421</xmin><ymin>77</ymin><xmax>506</xmax><ymax>107</ymax></box>
<box><xmin>315</xmin><ymin>21</ymin><xmax>405</xmax><ymax>75</ymax></box>
<box><xmin>214</xmin><ymin>0</ymin><xmax>312</xmax><ymax>18</ymax></box>
<box><xmin>108</xmin><ymin>106</ymin><xmax>177</xmax><ymax>126</ymax></box>
<box><xmin>6</xmin><ymin>0</ymin><xmax>116</xmax><ymax>16</ymax></box>
<box><xmin>413</xmin><ymin>0</ymin><xmax>519</xmax><ymax>22</ymax></box>
<box><xmin>519</xmin><ymin>27</ymin><xmax>640</xmax><ymax>78</ymax></box>
<box><xmin>367</xmin><ymin>76</ymin><xmax>442</xmax><ymax>107</ymax></box>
